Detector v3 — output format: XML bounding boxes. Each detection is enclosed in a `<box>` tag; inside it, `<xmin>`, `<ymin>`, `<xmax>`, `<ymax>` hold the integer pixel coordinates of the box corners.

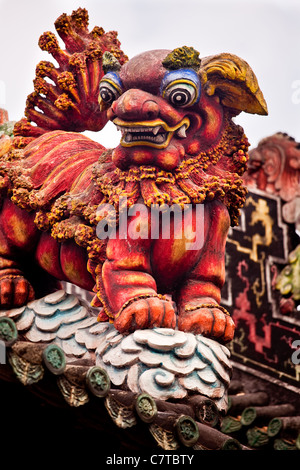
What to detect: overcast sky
<box><xmin>0</xmin><ymin>0</ymin><xmax>300</xmax><ymax>149</ymax></box>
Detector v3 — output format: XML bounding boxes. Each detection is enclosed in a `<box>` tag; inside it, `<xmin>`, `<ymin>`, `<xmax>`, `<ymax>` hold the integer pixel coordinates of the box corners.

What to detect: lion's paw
<box><xmin>113</xmin><ymin>296</ymin><xmax>176</xmax><ymax>333</ymax></box>
<box><xmin>178</xmin><ymin>305</ymin><xmax>235</xmax><ymax>343</ymax></box>
<box><xmin>0</xmin><ymin>275</ymin><xmax>35</xmax><ymax>308</ymax></box>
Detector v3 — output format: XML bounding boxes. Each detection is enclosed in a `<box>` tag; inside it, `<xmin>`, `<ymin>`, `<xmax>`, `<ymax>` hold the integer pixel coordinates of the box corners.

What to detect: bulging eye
<box><xmin>164</xmin><ymin>82</ymin><xmax>198</xmax><ymax>107</ymax></box>
<box><xmin>99</xmin><ymin>82</ymin><xmax>120</xmax><ymax>105</ymax></box>
<box><xmin>98</xmin><ymin>72</ymin><xmax>123</xmax><ymax>110</ymax></box>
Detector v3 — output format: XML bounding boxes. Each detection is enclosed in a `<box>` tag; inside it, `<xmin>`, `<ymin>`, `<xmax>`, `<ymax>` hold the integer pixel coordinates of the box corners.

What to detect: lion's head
<box><xmin>99</xmin><ymin>47</ymin><xmax>267</xmax><ymax>171</ymax></box>
<box><xmin>99</xmin><ymin>47</ymin><xmax>267</xmax><ymax>174</ymax></box>
<box><xmin>79</xmin><ymin>47</ymin><xmax>266</xmax><ymax>228</ymax></box>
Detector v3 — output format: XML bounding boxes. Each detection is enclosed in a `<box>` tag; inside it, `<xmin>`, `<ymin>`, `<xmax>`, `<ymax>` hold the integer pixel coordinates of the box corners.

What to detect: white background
<box><xmin>0</xmin><ymin>0</ymin><xmax>299</xmax><ymax>149</ymax></box>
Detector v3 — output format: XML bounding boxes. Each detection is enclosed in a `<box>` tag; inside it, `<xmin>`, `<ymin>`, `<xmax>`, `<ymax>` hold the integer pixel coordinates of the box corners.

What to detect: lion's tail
<box><xmin>12</xmin><ymin>8</ymin><xmax>128</xmax><ymax>149</ymax></box>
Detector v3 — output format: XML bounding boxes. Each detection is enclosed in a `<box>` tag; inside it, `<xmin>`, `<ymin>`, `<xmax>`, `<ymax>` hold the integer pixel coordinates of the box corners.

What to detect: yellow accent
<box><xmin>252</xmin><ymin>253</ymin><xmax>266</xmax><ymax>307</ymax></box>
<box><xmin>100</xmin><ymin>78</ymin><xmax>122</xmax><ymax>95</ymax></box>
<box><xmin>98</xmin><ymin>78</ymin><xmax>122</xmax><ymax>111</ymax></box>
<box><xmin>185</xmin><ymin>304</ymin><xmax>230</xmax><ymax>315</ymax></box>
<box><xmin>98</xmin><ymin>95</ymin><xmax>108</xmax><ymax>112</ymax></box>
<box><xmin>228</xmin><ymin>197</ymin><xmax>273</xmax><ymax>263</ymax></box>
<box><xmin>9</xmin><ymin>216</ymin><xmax>29</xmax><ymax>245</ymax></box>
<box><xmin>162</xmin><ymin>79</ymin><xmax>199</xmax><ymax>105</ymax></box>
<box><xmin>247</xmin><ymin>197</ymin><xmax>273</xmax><ymax>262</ymax></box>
<box><xmin>200</xmin><ymin>53</ymin><xmax>268</xmax><ymax>115</ymax></box>
<box><xmin>160</xmin><ymin>152</ymin><xmax>178</xmax><ymax>169</ymax></box>
<box><xmin>113</xmin><ymin>117</ymin><xmax>190</xmax><ymax>132</ymax></box>
<box><xmin>170</xmin><ymin>239</ymin><xmax>187</xmax><ymax>264</ymax></box>
<box><xmin>131</xmin><ymin>151</ymin><xmax>149</xmax><ymax>163</ymax></box>
<box><xmin>39</xmin><ymin>252</ymin><xmax>54</xmax><ymax>272</ymax></box>
<box><xmin>231</xmin><ymin>350</ymin><xmax>300</xmax><ymax>383</ymax></box>
<box><xmin>113</xmin><ymin>117</ymin><xmax>190</xmax><ymax>149</ymax></box>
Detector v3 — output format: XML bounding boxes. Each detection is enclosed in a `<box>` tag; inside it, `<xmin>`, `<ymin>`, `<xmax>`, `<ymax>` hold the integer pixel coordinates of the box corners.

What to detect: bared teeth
<box><xmin>116</xmin><ymin>125</ymin><xmax>162</xmax><ymax>134</ymax></box>
<box><xmin>124</xmin><ymin>132</ymin><xmax>166</xmax><ymax>143</ymax></box>
<box><xmin>176</xmin><ymin>124</ymin><xmax>187</xmax><ymax>138</ymax></box>
<box><xmin>115</xmin><ymin>123</ymin><xmax>167</xmax><ymax>144</ymax></box>
<box><xmin>114</xmin><ymin>120</ymin><xmax>188</xmax><ymax>146</ymax></box>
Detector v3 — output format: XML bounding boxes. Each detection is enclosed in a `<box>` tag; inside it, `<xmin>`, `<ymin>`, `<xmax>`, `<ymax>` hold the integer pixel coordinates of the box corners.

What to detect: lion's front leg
<box><xmin>100</xmin><ymin>215</ymin><xmax>176</xmax><ymax>333</ymax></box>
<box><xmin>0</xmin><ymin>200</ymin><xmax>37</xmax><ymax>308</ymax></box>
<box><xmin>176</xmin><ymin>255</ymin><xmax>236</xmax><ymax>343</ymax></box>
<box><xmin>101</xmin><ymin>254</ymin><xmax>176</xmax><ymax>333</ymax></box>
<box><xmin>176</xmin><ymin>201</ymin><xmax>235</xmax><ymax>343</ymax></box>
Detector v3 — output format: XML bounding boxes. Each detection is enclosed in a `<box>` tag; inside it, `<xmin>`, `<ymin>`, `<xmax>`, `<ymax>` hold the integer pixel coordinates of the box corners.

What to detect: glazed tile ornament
<box><xmin>1</xmin><ymin>289</ymin><xmax>231</xmax><ymax>411</ymax></box>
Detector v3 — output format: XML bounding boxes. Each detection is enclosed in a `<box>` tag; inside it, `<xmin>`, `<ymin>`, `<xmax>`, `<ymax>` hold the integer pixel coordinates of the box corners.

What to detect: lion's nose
<box><xmin>141</xmin><ymin>100</ymin><xmax>160</xmax><ymax>120</ymax></box>
<box><xmin>111</xmin><ymin>90</ymin><xmax>160</xmax><ymax>121</ymax></box>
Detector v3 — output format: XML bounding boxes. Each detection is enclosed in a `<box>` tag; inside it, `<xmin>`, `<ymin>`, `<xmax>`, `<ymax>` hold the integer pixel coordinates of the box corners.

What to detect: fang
<box><xmin>177</xmin><ymin>125</ymin><xmax>187</xmax><ymax>138</ymax></box>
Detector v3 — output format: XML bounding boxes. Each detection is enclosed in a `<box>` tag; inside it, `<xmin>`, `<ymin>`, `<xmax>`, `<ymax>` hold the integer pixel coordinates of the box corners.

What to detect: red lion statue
<box><xmin>0</xmin><ymin>9</ymin><xmax>267</xmax><ymax>344</ymax></box>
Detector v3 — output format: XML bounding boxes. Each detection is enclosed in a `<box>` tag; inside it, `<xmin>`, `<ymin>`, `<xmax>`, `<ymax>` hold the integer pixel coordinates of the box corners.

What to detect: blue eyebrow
<box><xmin>100</xmin><ymin>72</ymin><xmax>123</xmax><ymax>91</ymax></box>
<box><xmin>160</xmin><ymin>68</ymin><xmax>201</xmax><ymax>94</ymax></box>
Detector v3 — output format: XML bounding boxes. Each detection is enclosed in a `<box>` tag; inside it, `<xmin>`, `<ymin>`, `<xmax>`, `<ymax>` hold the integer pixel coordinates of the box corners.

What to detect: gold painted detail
<box><xmin>149</xmin><ymin>423</ymin><xmax>179</xmax><ymax>450</ymax></box>
<box><xmin>228</xmin><ymin>197</ymin><xmax>273</xmax><ymax>263</ymax></box>
<box><xmin>113</xmin><ymin>117</ymin><xmax>190</xmax><ymax>149</ymax></box>
<box><xmin>252</xmin><ymin>253</ymin><xmax>266</xmax><ymax>308</ymax></box>
<box><xmin>185</xmin><ymin>304</ymin><xmax>230</xmax><ymax>315</ymax></box>
<box><xmin>57</xmin><ymin>375</ymin><xmax>90</xmax><ymax>407</ymax></box>
<box><xmin>8</xmin><ymin>350</ymin><xmax>44</xmax><ymax>386</ymax></box>
<box><xmin>200</xmin><ymin>53</ymin><xmax>268</xmax><ymax>115</ymax></box>
<box><xmin>105</xmin><ymin>394</ymin><xmax>137</xmax><ymax>428</ymax></box>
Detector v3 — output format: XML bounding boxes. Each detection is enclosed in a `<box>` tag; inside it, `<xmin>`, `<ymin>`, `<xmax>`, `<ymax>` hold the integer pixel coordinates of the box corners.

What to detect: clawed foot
<box><xmin>113</xmin><ymin>295</ymin><xmax>177</xmax><ymax>333</ymax></box>
<box><xmin>107</xmin><ymin>293</ymin><xmax>234</xmax><ymax>343</ymax></box>
<box><xmin>0</xmin><ymin>276</ymin><xmax>35</xmax><ymax>308</ymax></box>
<box><xmin>178</xmin><ymin>304</ymin><xmax>235</xmax><ymax>343</ymax></box>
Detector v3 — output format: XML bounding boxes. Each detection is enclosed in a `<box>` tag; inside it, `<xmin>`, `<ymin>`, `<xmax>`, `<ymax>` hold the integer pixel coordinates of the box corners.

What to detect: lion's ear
<box><xmin>200</xmin><ymin>53</ymin><xmax>268</xmax><ymax>115</ymax></box>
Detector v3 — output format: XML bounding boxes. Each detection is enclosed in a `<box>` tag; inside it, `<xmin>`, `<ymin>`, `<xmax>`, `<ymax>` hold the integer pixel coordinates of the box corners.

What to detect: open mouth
<box><xmin>113</xmin><ymin>118</ymin><xmax>190</xmax><ymax>148</ymax></box>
